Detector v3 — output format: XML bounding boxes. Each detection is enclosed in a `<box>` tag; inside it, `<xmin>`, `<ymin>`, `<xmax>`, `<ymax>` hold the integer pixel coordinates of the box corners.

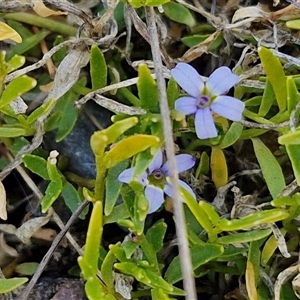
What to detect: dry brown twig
<box><xmin>145</xmin><ymin>6</ymin><xmax>197</xmax><ymax>299</ymax></box>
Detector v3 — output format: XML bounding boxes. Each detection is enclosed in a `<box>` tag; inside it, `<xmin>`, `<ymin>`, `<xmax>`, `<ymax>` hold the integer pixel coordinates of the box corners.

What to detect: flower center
<box><xmin>148</xmin><ymin>169</ymin><xmax>166</xmax><ymax>188</ymax></box>
<box><xmin>197</xmin><ymin>95</ymin><xmax>210</xmax><ymax>108</ymax></box>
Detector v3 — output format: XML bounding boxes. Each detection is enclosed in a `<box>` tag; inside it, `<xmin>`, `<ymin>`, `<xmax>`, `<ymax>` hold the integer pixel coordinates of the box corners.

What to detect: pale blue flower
<box><xmin>171</xmin><ymin>63</ymin><xmax>245</xmax><ymax>139</ymax></box>
<box><xmin>118</xmin><ymin>149</ymin><xmax>196</xmax><ymax>214</ymax></box>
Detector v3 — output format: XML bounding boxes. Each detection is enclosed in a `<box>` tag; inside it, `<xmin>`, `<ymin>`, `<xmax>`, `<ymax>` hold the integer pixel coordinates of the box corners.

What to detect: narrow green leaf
<box><xmin>27</xmin><ymin>98</ymin><xmax>55</xmax><ymax>124</ymax></box>
<box><xmin>22</xmin><ymin>154</ymin><xmax>49</xmax><ymax>180</ymax></box>
<box><xmin>286</xmin><ymin>144</ymin><xmax>300</xmax><ymax>185</ymax></box>
<box><xmin>219</xmin><ymin>122</ymin><xmax>244</xmax><ymax>149</ymax></box>
<box><xmin>0</xmin><ymin>75</ymin><xmax>36</xmax><ymax>108</ymax></box>
<box><xmin>195</xmin><ymin>151</ymin><xmax>209</xmax><ymax>178</ymax></box>
<box><xmin>163</xmin><ymin>2</ymin><xmax>196</xmax><ymax>27</ymax></box>
<box><xmin>251</xmin><ymin>138</ymin><xmax>285</xmax><ymax>198</ymax></box>
<box><xmin>278</xmin><ymin>130</ymin><xmax>300</xmax><ymax>145</ymax></box>
<box><xmin>210</xmin><ymin>146</ymin><xmax>228</xmax><ymax>188</ymax></box>
<box><xmin>104</xmin><ymin>135</ymin><xmax>160</xmax><ymax>169</ymax></box>
<box><xmin>85</xmin><ymin>276</ymin><xmax>115</xmax><ymax>300</ymax></box>
<box><xmin>6</xmin><ymin>29</ymin><xmax>50</xmax><ymax>60</ymax></box>
<box><xmin>41</xmin><ymin>180</ymin><xmax>63</xmax><ymax>212</ymax></box>
<box><xmin>146</xmin><ymin>220</ymin><xmax>167</xmax><ymax>253</ymax></box>
<box><xmin>90</xmin><ymin>45</ymin><xmax>107</xmax><ymax>90</ymax></box>
<box><xmin>287</xmin><ymin>76</ymin><xmax>299</xmax><ymax>114</ymax></box>
<box><xmin>216</xmin><ymin>229</ymin><xmax>272</xmax><ymax>245</ymax></box>
<box><xmin>164</xmin><ymin>243</ymin><xmax>224</xmax><ymax>284</ymax></box>
<box><xmin>84</xmin><ymin>201</ymin><xmax>103</xmax><ymax>274</ymax></box>
<box><xmin>55</xmin><ymin>91</ymin><xmax>78</xmax><ymax>142</ymax></box>
<box><xmin>7</xmin><ymin>54</ymin><xmax>26</xmax><ymax>73</ymax></box>
<box><xmin>101</xmin><ymin>249</ymin><xmax>116</xmax><ymax>290</ymax></box>
<box><xmin>258</xmin><ymin>79</ymin><xmax>275</xmax><ymax>117</ymax></box>
<box><xmin>104</xmin><ymin>160</ymin><xmax>128</xmax><ymax>216</ymax></box>
<box><xmin>167</xmin><ymin>76</ymin><xmax>179</xmax><ymax>109</ymax></box>
<box><xmin>62</xmin><ymin>182</ymin><xmax>87</xmax><ymax>219</ymax></box>
<box><xmin>219</xmin><ymin>209</ymin><xmax>289</xmax><ymax>231</ymax></box>
<box><xmin>137</xmin><ymin>64</ymin><xmax>158</xmax><ymax>110</ymax></box>
<box><xmin>91</xmin><ymin>117</ymin><xmax>139</xmax><ymax>155</ymax></box>
<box><xmin>258</xmin><ymin>47</ymin><xmax>287</xmax><ymax>112</ymax></box>
<box><xmin>0</xmin><ymin>278</ymin><xmax>28</xmax><ymax>293</ymax></box>
<box><xmin>0</xmin><ymin>127</ymin><xmax>27</xmax><ymax>137</ymax></box>
<box><xmin>286</xmin><ymin>19</ymin><xmax>300</xmax><ymax>30</ymax></box>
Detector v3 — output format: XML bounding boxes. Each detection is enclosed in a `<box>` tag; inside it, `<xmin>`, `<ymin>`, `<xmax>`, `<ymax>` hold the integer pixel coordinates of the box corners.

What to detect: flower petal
<box><xmin>206</xmin><ymin>66</ymin><xmax>239</xmax><ymax>95</ymax></box>
<box><xmin>175</xmin><ymin>96</ymin><xmax>198</xmax><ymax>115</ymax></box>
<box><xmin>148</xmin><ymin>149</ymin><xmax>163</xmax><ymax>173</ymax></box>
<box><xmin>195</xmin><ymin>107</ymin><xmax>218</xmax><ymax>139</ymax></box>
<box><xmin>145</xmin><ymin>185</ymin><xmax>165</xmax><ymax>214</ymax></box>
<box><xmin>118</xmin><ymin>167</ymin><xmax>148</xmax><ymax>186</ymax></box>
<box><xmin>164</xmin><ymin>180</ymin><xmax>196</xmax><ymax>201</ymax></box>
<box><xmin>171</xmin><ymin>63</ymin><xmax>204</xmax><ymax>98</ymax></box>
<box><xmin>211</xmin><ymin>96</ymin><xmax>245</xmax><ymax>121</ymax></box>
<box><xmin>179</xmin><ymin>180</ymin><xmax>196</xmax><ymax>200</ymax></box>
<box><xmin>162</xmin><ymin>154</ymin><xmax>196</xmax><ymax>176</ymax></box>
<box><xmin>118</xmin><ymin>167</ymin><xmax>135</xmax><ymax>183</ymax></box>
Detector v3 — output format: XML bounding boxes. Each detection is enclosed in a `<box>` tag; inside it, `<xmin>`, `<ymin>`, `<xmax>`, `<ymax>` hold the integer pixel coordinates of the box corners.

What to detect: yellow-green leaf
<box><xmin>210</xmin><ymin>146</ymin><xmax>227</xmax><ymax>188</ymax></box>
<box><xmin>104</xmin><ymin>135</ymin><xmax>160</xmax><ymax>169</ymax></box>
<box><xmin>251</xmin><ymin>138</ymin><xmax>285</xmax><ymax>198</ymax></box>
<box><xmin>0</xmin><ymin>278</ymin><xmax>28</xmax><ymax>293</ymax></box>
<box><xmin>258</xmin><ymin>47</ymin><xmax>287</xmax><ymax>112</ymax></box>
<box><xmin>0</xmin><ymin>22</ymin><xmax>22</xmax><ymax>43</ymax></box>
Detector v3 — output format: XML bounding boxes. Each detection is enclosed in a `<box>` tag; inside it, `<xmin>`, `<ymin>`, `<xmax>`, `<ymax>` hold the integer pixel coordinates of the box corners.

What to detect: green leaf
<box><xmin>15</xmin><ymin>262</ymin><xmax>39</xmax><ymax>276</ymax></box>
<box><xmin>132</xmin><ymin>149</ymin><xmax>154</xmax><ymax>181</ymax></box>
<box><xmin>0</xmin><ymin>75</ymin><xmax>36</xmax><ymax>108</ymax></box>
<box><xmin>219</xmin><ymin>209</ymin><xmax>289</xmax><ymax>231</ymax></box>
<box><xmin>278</xmin><ymin>130</ymin><xmax>300</xmax><ymax>145</ymax></box>
<box><xmin>163</xmin><ymin>2</ymin><xmax>196</xmax><ymax>27</ymax></box>
<box><xmin>0</xmin><ymin>127</ymin><xmax>27</xmax><ymax>137</ymax></box>
<box><xmin>210</xmin><ymin>146</ymin><xmax>227</xmax><ymax>188</ymax></box>
<box><xmin>251</xmin><ymin>138</ymin><xmax>285</xmax><ymax>198</ymax></box>
<box><xmin>90</xmin><ymin>45</ymin><xmax>107</xmax><ymax>90</ymax></box>
<box><xmin>103</xmin><ymin>203</ymin><xmax>130</xmax><ymax>224</ymax></box>
<box><xmin>258</xmin><ymin>47</ymin><xmax>287</xmax><ymax>112</ymax></box>
<box><xmin>195</xmin><ymin>151</ymin><xmax>209</xmax><ymax>177</ymax></box>
<box><xmin>0</xmin><ymin>278</ymin><xmax>28</xmax><ymax>293</ymax></box>
<box><xmin>101</xmin><ymin>249</ymin><xmax>116</xmax><ymax>290</ymax></box>
<box><xmin>285</xmin><ymin>144</ymin><xmax>300</xmax><ymax>185</ymax></box>
<box><xmin>62</xmin><ymin>182</ymin><xmax>87</xmax><ymax>219</ymax></box>
<box><xmin>104</xmin><ymin>160</ymin><xmax>128</xmax><ymax>216</ymax></box>
<box><xmin>219</xmin><ymin>122</ymin><xmax>244</xmax><ymax>149</ymax></box>
<box><xmin>104</xmin><ymin>134</ymin><xmax>160</xmax><ymax>169</ymax></box>
<box><xmin>258</xmin><ymin>79</ymin><xmax>275</xmax><ymax>117</ymax></box>
<box><xmin>0</xmin><ymin>22</ymin><xmax>22</xmax><ymax>43</ymax></box>
<box><xmin>41</xmin><ymin>180</ymin><xmax>63</xmax><ymax>212</ymax></box>
<box><xmin>287</xmin><ymin>76</ymin><xmax>299</xmax><ymax>114</ymax></box>
<box><xmin>137</xmin><ymin>64</ymin><xmax>158</xmax><ymax>110</ymax></box>
<box><xmin>167</xmin><ymin>77</ymin><xmax>179</xmax><ymax>109</ymax></box>
<box><xmin>128</xmin><ymin>0</ymin><xmax>169</xmax><ymax>8</ymax></box>
<box><xmin>164</xmin><ymin>243</ymin><xmax>224</xmax><ymax>284</ymax></box>
<box><xmin>6</xmin><ymin>29</ymin><xmax>50</xmax><ymax>61</ymax></box>
<box><xmin>85</xmin><ymin>276</ymin><xmax>116</xmax><ymax>300</ymax></box>
<box><xmin>146</xmin><ymin>220</ymin><xmax>167</xmax><ymax>253</ymax></box>
<box><xmin>22</xmin><ymin>154</ymin><xmax>49</xmax><ymax>180</ymax></box>
<box><xmin>261</xmin><ymin>228</ymin><xmax>287</xmax><ymax>266</ymax></box>
<box><xmin>7</xmin><ymin>54</ymin><xmax>26</xmax><ymax>73</ymax></box>
<box><xmin>286</xmin><ymin>19</ymin><xmax>300</xmax><ymax>30</ymax></box>
<box><xmin>91</xmin><ymin>117</ymin><xmax>139</xmax><ymax>155</ymax></box>
<box><xmin>55</xmin><ymin>91</ymin><xmax>78</xmax><ymax>142</ymax></box>
<box><xmin>83</xmin><ymin>201</ymin><xmax>103</xmax><ymax>275</ymax></box>
<box><xmin>27</xmin><ymin>98</ymin><xmax>55</xmax><ymax>124</ymax></box>
<box><xmin>216</xmin><ymin>229</ymin><xmax>272</xmax><ymax>245</ymax></box>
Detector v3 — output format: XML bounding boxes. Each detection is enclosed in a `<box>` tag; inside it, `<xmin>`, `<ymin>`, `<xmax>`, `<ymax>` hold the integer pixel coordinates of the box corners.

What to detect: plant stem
<box><xmin>3</xmin><ymin>12</ymin><xmax>77</xmax><ymax>36</ymax></box>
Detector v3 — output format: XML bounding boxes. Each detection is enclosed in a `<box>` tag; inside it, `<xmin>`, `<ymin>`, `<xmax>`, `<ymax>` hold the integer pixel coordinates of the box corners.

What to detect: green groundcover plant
<box><xmin>1</xmin><ymin>1</ymin><xmax>300</xmax><ymax>300</ymax></box>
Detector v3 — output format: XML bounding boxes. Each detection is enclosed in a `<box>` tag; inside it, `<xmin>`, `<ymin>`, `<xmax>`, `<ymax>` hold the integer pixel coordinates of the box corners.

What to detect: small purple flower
<box><xmin>171</xmin><ymin>63</ymin><xmax>245</xmax><ymax>139</ymax></box>
<box><xmin>118</xmin><ymin>150</ymin><xmax>196</xmax><ymax>214</ymax></box>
